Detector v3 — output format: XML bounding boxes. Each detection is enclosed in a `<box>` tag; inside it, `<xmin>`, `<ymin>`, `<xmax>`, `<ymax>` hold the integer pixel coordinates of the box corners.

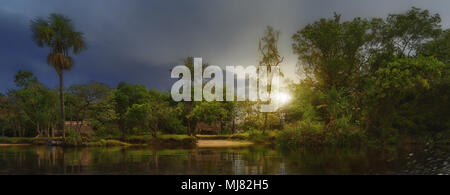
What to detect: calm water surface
<box><xmin>0</xmin><ymin>144</ymin><xmax>449</xmax><ymax>174</ymax></box>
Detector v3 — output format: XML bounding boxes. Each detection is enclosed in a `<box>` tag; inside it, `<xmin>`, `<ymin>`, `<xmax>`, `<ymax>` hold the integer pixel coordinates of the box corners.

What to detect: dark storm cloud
<box><xmin>1</xmin><ymin>0</ymin><xmax>449</xmax><ymax>93</ymax></box>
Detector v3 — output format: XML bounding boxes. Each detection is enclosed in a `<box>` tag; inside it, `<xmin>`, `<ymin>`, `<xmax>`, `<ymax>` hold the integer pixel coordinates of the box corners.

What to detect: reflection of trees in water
<box><xmin>0</xmin><ymin>146</ymin><xmax>67</xmax><ymax>174</ymax></box>
<box><xmin>0</xmin><ymin>146</ymin><xmax>278</xmax><ymax>174</ymax></box>
<box><xmin>1</xmin><ymin>145</ymin><xmax>440</xmax><ymax>174</ymax></box>
<box><xmin>278</xmin><ymin>146</ymin><xmax>412</xmax><ymax>174</ymax></box>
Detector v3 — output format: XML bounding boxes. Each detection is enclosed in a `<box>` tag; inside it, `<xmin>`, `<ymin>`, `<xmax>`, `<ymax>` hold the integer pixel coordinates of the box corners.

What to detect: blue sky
<box><xmin>1</xmin><ymin>0</ymin><xmax>449</xmax><ymax>93</ymax></box>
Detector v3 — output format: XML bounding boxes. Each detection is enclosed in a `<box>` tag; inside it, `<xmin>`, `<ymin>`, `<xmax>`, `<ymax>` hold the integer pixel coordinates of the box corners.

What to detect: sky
<box><xmin>1</xmin><ymin>0</ymin><xmax>449</xmax><ymax>93</ymax></box>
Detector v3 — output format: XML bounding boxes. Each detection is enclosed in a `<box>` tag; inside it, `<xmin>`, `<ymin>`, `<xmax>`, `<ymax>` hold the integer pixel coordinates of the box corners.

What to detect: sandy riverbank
<box><xmin>0</xmin><ymin>144</ymin><xmax>31</xmax><ymax>147</ymax></box>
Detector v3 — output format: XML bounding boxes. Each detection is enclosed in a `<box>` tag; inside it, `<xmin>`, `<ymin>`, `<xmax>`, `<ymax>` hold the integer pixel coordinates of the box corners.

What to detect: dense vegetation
<box><xmin>0</xmin><ymin>8</ymin><xmax>448</xmax><ymax>149</ymax></box>
<box><xmin>281</xmin><ymin>7</ymin><xmax>450</xmax><ymax>148</ymax></box>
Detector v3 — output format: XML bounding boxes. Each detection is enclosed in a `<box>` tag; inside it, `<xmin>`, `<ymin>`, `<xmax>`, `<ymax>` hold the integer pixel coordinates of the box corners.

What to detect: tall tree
<box><xmin>177</xmin><ymin>57</ymin><xmax>209</xmax><ymax>136</ymax></box>
<box><xmin>259</xmin><ymin>26</ymin><xmax>284</xmax><ymax>133</ymax></box>
<box><xmin>31</xmin><ymin>13</ymin><xmax>86</xmax><ymax>138</ymax></box>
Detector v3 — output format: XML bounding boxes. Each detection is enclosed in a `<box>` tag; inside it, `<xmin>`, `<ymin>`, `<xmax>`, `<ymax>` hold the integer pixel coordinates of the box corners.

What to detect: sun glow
<box><xmin>274</xmin><ymin>92</ymin><xmax>291</xmax><ymax>106</ymax></box>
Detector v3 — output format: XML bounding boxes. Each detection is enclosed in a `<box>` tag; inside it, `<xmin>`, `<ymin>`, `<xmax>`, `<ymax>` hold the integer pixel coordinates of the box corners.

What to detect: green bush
<box><xmin>277</xmin><ymin>120</ymin><xmax>367</xmax><ymax>150</ymax></box>
<box><xmin>84</xmin><ymin>139</ymin><xmax>130</xmax><ymax>147</ymax></box>
<box><xmin>65</xmin><ymin>130</ymin><xmax>83</xmax><ymax>146</ymax></box>
<box><xmin>91</xmin><ymin>120</ymin><xmax>121</xmax><ymax>138</ymax></box>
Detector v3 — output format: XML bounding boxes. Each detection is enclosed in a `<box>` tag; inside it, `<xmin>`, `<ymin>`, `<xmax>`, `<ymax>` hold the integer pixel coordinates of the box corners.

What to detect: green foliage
<box><xmin>421</xmin><ymin>30</ymin><xmax>450</xmax><ymax>64</ymax></box>
<box><xmin>363</xmin><ymin>56</ymin><xmax>446</xmax><ymax>135</ymax></box>
<box><xmin>0</xmin><ymin>137</ymin><xmax>34</xmax><ymax>144</ymax></box>
<box><xmin>125</xmin><ymin>103</ymin><xmax>158</xmax><ymax>136</ymax></box>
<box><xmin>382</xmin><ymin>7</ymin><xmax>442</xmax><ymax>57</ymax></box>
<box><xmin>111</xmin><ymin>83</ymin><xmax>186</xmax><ymax>136</ymax></box>
<box><xmin>84</xmin><ymin>139</ymin><xmax>130</xmax><ymax>147</ymax></box>
<box><xmin>65</xmin><ymin>129</ymin><xmax>83</xmax><ymax>146</ymax></box>
<box><xmin>292</xmin><ymin>13</ymin><xmax>370</xmax><ymax>90</ymax></box>
<box><xmin>373</xmin><ymin>56</ymin><xmax>444</xmax><ymax>95</ymax></box>
<box><xmin>277</xmin><ymin>120</ymin><xmax>366</xmax><ymax>149</ymax></box>
<box><xmin>244</xmin><ymin>128</ymin><xmax>278</xmax><ymax>145</ymax></box>
<box><xmin>188</xmin><ymin>101</ymin><xmax>226</xmax><ymax>123</ymax></box>
<box><xmin>283</xmin><ymin>7</ymin><xmax>450</xmax><ymax>150</ymax></box>
<box><xmin>113</xmin><ymin>82</ymin><xmax>149</xmax><ymax>126</ymax></box>
<box><xmin>4</xmin><ymin>71</ymin><xmax>59</xmax><ymax>137</ymax></box>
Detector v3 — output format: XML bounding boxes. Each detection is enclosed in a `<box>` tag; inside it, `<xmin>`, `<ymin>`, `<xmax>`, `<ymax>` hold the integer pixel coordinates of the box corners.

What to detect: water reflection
<box><xmin>0</xmin><ymin>145</ymin><xmax>448</xmax><ymax>174</ymax></box>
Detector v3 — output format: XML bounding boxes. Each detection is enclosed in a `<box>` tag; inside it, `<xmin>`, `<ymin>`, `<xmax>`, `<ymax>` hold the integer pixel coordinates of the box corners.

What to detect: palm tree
<box><xmin>31</xmin><ymin>13</ymin><xmax>86</xmax><ymax>138</ymax></box>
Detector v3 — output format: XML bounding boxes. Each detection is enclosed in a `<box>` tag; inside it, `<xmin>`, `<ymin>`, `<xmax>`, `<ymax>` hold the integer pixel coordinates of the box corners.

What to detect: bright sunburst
<box><xmin>274</xmin><ymin>92</ymin><xmax>291</xmax><ymax>106</ymax></box>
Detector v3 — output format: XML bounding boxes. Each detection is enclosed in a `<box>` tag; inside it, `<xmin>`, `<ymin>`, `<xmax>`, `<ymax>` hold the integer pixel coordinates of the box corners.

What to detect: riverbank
<box><xmin>1</xmin><ymin>130</ymin><xmax>448</xmax><ymax>150</ymax></box>
<box><xmin>197</xmin><ymin>131</ymin><xmax>278</xmax><ymax>146</ymax></box>
<box><xmin>0</xmin><ymin>136</ymin><xmax>254</xmax><ymax>149</ymax></box>
<box><xmin>0</xmin><ymin>144</ymin><xmax>31</xmax><ymax>147</ymax></box>
<box><xmin>0</xmin><ymin>135</ymin><xmax>197</xmax><ymax>148</ymax></box>
<box><xmin>197</xmin><ymin>140</ymin><xmax>253</xmax><ymax>148</ymax></box>
<box><xmin>121</xmin><ymin>135</ymin><xmax>197</xmax><ymax>148</ymax></box>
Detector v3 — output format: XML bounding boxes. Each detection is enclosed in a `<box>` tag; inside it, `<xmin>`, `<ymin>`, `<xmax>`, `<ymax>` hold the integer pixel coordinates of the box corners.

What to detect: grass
<box><xmin>121</xmin><ymin>134</ymin><xmax>197</xmax><ymax>148</ymax></box>
<box><xmin>157</xmin><ymin>134</ymin><xmax>192</xmax><ymax>140</ymax></box>
<box><xmin>84</xmin><ymin>139</ymin><xmax>131</xmax><ymax>147</ymax></box>
<box><xmin>196</xmin><ymin>131</ymin><xmax>279</xmax><ymax>146</ymax></box>
<box><xmin>196</xmin><ymin>134</ymin><xmax>249</xmax><ymax>140</ymax></box>
<box><xmin>245</xmin><ymin>130</ymin><xmax>279</xmax><ymax>145</ymax></box>
<box><xmin>0</xmin><ymin>137</ymin><xmax>34</xmax><ymax>144</ymax></box>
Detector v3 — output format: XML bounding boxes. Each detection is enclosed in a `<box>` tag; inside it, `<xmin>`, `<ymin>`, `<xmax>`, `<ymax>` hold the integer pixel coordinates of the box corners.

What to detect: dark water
<box><xmin>0</xmin><ymin>144</ymin><xmax>449</xmax><ymax>174</ymax></box>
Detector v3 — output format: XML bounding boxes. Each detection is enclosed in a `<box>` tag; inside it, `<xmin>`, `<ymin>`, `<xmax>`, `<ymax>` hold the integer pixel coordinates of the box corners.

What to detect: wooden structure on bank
<box><xmin>64</xmin><ymin>121</ymin><xmax>93</xmax><ymax>136</ymax></box>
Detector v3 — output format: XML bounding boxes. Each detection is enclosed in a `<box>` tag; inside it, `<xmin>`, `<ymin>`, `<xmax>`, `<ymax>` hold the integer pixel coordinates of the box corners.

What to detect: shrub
<box><xmin>65</xmin><ymin>130</ymin><xmax>83</xmax><ymax>146</ymax></box>
<box><xmin>84</xmin><ymin>139</ymin><xmax>130</xmax><ymax>147</ymax></box>
<box><xmin>277</xmin><ymin>120</ymin><xmax>367</xmax><ymax>150</ymax></box>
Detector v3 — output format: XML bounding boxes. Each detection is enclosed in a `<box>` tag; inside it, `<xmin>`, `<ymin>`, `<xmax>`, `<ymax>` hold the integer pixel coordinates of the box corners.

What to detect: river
<box><xmin>0</xmin><ymin>144</ymin><xmax>449</xmax><ymax>174</ymax></box>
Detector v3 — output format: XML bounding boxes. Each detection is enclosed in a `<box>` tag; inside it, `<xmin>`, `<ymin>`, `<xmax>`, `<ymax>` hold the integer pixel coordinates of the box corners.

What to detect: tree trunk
<box><xmin>51</xmin><ymin>124</ymin><xmax>55</xmax><ymax>138</ymax></box>
<box><xmin>187</xmin><ymin>120</ymin><xmax>191</xmax><ymax>136</ymax></box>
<box><xmin>278</xmin><ymin>110</ymin><xmax>284</xmax><ymax>130</ymax></box>
<box><xmin>59</xmin><ymin>72</ymin><xmax>65</xmax><ymax>139</ymax></box>
<box><xmin>263</xmin><ymin>112</ymin><xmax>268</xmax><ymax>134</ymax></box>
<box><xmin>232</xmin><ymin>117</ymin><xmax>236</xmax><ymax>134</ymax></box>
<box><xmin>13</xmin><ymin>123</ymin><xmax>17</xmax><ymax>137</ymax></box>
<box><xmin>36</xmin><ymin>123</ymin><xmax>41</xmax><ymax>137</ymax></box>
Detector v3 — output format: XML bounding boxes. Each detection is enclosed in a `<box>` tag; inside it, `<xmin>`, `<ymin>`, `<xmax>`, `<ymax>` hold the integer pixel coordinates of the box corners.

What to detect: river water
<box><xmin>0</xmin><ymin>144</ymin><xmax>449</xmax><ymax>174</ymax></box>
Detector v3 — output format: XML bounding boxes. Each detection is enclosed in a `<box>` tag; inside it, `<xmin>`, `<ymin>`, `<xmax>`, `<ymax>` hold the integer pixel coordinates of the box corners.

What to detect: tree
<box><xmin>420</xmin><ymin>29</ymin><xmax>450</xmax><ymax>64</ymax></box>
<box><xmin>259</xmin><ymin>26</ymin><xmax>284</xmax><ymax>133</ymax></box>
<box><xmin>9</xmin><ymin>70</ymin><xmax>58</xmax><ymax>137</ymax></box>
<box><xmin>148</xmin><ymin>90</ymin><xmax>185</xmax><ymax>134</ymax></box>
<box><xmin>66</xmin><ymin>82</ymin><xmax>112</xmax><ymax>133</ymax></box>
<box><xmin>382</xmin><ymin>7</ymin><xmax>442</xmax><ymax>58</ymax></box>
<box><xmin>363</xmin><ymin>56</ymin><xmax>445</xmax><ymax>135</ymax></box>
<box><xmin>112</xmin><ymin>82</ymin><xmax>149</xmax><ymax>137</ymax></box>
<box><xmin>365</xmin><ymin>7</ymin><xmax>442</xmax><ymax>74</ymax></box>
<box><xmin>187</xmin><ymin>101</ymin><xmax>232</xmax><ymax>134</ymax></box>
<box><xmin>125</xmin><ymin>103</ymin><xmax>159</xmax><ymax>137</ymax></box>
<box><xmin>288</xmin><ymin>7</ymin><xmax>449</xmax><ymax>139</ymax></box>
<box><xmin>31</xmin><ymin>13</ymin><xmax>86</xmax><ymax>138</ymax></box>
<box><xmin>177</xmin><ymin>57</ymin><xmax>209</xmax><ymax>136</ymax></box>
<box><xmin>292</xmin><ymin>14</ymin><xmax>371</xmax><ymax>92</ymax></box>
<box><xmin>0</xmin><ymin>93</ymin><xmax>9</xmax><ymax>137</ymax></box>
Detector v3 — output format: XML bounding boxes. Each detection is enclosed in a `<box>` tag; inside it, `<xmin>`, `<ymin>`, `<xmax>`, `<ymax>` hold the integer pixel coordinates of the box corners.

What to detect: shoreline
<box><xmin>0</xmin><ymin>144</ymin><xmax>32</xmax><ymax>147</ymax></box>
<box><xmin>0</xmin><ymin>136</ymin><xmax>255</xmax><ymax>148</ymax></box>
<box><xmin>1</xmin><ymin>133</ymin><xmax>448</xmax><ymax>149</ymax></box>
<box><xmin>197</xmin><ymin>140</ymin><xmax>253</xmax><ymax>148</ymax></box>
